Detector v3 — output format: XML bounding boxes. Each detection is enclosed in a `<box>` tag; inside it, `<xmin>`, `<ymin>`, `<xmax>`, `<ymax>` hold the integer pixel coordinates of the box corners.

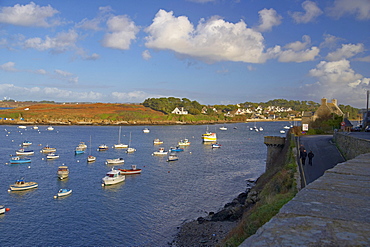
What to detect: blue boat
<box><xmin>169</xmin><ymin>146</ymin><xmax>184</xmax><ymax>152</ymax></box>
<box><xmin>75</xmin><ymin>147</ymin><xmax>85</xmax><ymax>155</ymax></box>
<box><xmin>9</xmin><ymin>156</ymin><xmax>31</xmax><ymax>164</ymax></box>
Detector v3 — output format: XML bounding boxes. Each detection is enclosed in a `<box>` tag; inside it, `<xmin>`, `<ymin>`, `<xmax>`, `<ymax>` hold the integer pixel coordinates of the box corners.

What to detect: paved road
<box><xmin>299</xmin><ymin>135</ymin><xmax>345</xmax><ymax>185</ymax></box>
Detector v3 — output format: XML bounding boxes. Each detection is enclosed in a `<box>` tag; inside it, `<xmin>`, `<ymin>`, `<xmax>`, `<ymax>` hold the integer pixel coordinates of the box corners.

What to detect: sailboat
<box><xmin>87</xmin><ymin>135</ymin><xmax>96</xmax><ymax>162</ymax></box>
<box><xmin>126</xmin><ymin>132</ymin><xmax>136</xmax><ymax>153</ymax></box>
<box><xmin>113</xmin><ymin>126</ymin><xmax>128</xmax><ymax>149</ymax></box>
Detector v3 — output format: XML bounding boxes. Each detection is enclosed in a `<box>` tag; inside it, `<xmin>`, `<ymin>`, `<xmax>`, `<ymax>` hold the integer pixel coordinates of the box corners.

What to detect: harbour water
<box><xmin>0</xmin><ymin>122</ymin><xmax>289</xmax><ymax>246</ymax></box>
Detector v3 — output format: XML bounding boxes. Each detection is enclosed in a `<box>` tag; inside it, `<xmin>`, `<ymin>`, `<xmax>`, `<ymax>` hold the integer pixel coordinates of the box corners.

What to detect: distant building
<box><xmin>171</xmin><ymin>107</ymin><xmax>188</xmax><ymax>115</ymax></box>
<box><xmin>302</xmin><ymin>98</ymin><xmax>343</xmax><ymax>127</ymax></box>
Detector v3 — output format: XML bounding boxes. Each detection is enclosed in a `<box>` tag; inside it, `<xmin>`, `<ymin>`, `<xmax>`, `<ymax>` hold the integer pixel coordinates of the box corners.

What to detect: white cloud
<box><xmin>76</xmin><ymin>5</ymin><xmax>113</xmax><ymax>31</ymax></box>
<box><xmin>145</xmin><ymin>9</ymin><xmax>266</xmax><ymax>63</ymax></box>
<box><xmin>101</xmin><ymin>15</ymin><xmax>139</xmax><ymax>50</ymax></box>
<box><xmin>306</xmin><ymin>59</ymin><xmax>370</xmax><ymax>107</ymax></box>
<box><xmin>54</xmin><ymin>69</ymin><xmax>78</xmax><ymax>84</ymax></box>
<box><xmin>284</xmin><ymin>35</ymin><xmax>311</xmax><ymax>51</ymax></box>
<box><xmin>247</xmin><ymin>65</ymin><xmax>256</xmax><ymax>71</ymax></box>
<box><xmin>34</xmin><ymin>69</ymin><xmax>47</xmax><ymax>75</ymax></box>
<box><xmin>24</xmin><ymin>29</ymin><xmax>78</xmax><ymax>53</ymax></box>
<box><xmin>111</xmin><ymin>91</ymin><xmax>151</xmax><ymax>102</ymax></box>
<box><xmin>326</xmin><ymin>43</ymin><xmax>365</xmax><ymax>61</ymax></box>
<box><xmin>187</xmin><ymin>0</ymin><xmax>216</xmax><ymax>3</ymax></box>
<box><xmin>0</xmin><ymin>2</ymin><xmax>60</xmax><ymax>27</ymax></box>
<box><xmin>320</xmin><ymin>34</ymin><xmax>342</xmax><ymax>49</ymax></box>
<box><xmin>354</xmin><ymin>55</ymin><xmax>370</xmax><ymax>62</ymax></box>
<box><xmin>0</xmin><ymin>61</ymin><xmax>17</xmax><ymax>71</ymax></box>
<box><xmin>142</xmin><ymin>50</ymin><xmax>152</xmax><ymax>60</ymax></box>
<box><xmin>256</xmin><ymin>8</ymin><xmax>282</xmax><ymax>32</ymax></box>
<box><xmin>291</xmin><ymin>1</ymin><xmax>323</xmax><ymax>23</ymax></box>
<box><xmin>328</xmin><ymin>0</ymin><xmax>370</xmax><ymax>20</ymax></box>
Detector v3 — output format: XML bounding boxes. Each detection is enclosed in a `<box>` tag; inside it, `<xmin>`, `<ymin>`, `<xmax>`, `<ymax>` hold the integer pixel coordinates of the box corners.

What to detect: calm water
<box><xmin>0</xmin><ymin>122</ymin><xmax>289</xmax><ymax>246</ymax></box>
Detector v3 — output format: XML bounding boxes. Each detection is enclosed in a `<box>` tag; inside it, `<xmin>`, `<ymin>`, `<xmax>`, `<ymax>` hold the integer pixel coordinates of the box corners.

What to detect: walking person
<box><xmin>308</xmin><ymin>151</ymin><xmax>314</xmax><ymax>166</ymax></box>
<box><xmin>299</xmin><ymin>144</ymin><xmax>305</xmax><ymax>157</ymax></box>
<box><xmin>301</xmin><ymin>149</ymin><xmax>307</xmax><ymax>165</ymax></box>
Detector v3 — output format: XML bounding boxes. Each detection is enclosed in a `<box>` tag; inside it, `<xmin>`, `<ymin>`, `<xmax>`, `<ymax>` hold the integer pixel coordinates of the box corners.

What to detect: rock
<box><xmin>197</xmin><ymin>217</ymin><xmax>206</xmax><ymax>224</ymax></box>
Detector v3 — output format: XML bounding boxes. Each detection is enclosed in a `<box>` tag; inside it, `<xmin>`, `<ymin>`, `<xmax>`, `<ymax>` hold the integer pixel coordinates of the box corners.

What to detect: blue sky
<box><xmin>0</xmin><ymin>0</ymin><xmax>369</xmax><ymax>108</ymax></box>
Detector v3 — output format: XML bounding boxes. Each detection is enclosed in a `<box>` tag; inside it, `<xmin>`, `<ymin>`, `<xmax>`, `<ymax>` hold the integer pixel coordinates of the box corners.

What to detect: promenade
<box><xmin>240</xmin><ymin>149</ymin><xmax>370</xmax><ymax>246</ymax></box>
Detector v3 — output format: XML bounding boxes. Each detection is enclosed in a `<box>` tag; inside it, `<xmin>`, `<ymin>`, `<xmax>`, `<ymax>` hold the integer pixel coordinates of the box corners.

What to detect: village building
<box><xmin>171</xmin><ymin>107</ymin><xmax>188</xmax><ymax>115</ymax></box>
<box><xmin>302</xmin><ymin>98</ymin><xmax>344</xmax><ymax>126</ymax></box>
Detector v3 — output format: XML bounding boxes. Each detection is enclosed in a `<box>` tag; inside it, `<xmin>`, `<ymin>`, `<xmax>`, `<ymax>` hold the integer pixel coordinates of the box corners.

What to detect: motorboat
<box><xmin>16</xmin><ymin>148</ymin><xmax>34</xmax><ymax>155</ymax></box>
<box><xmin>9</xmin><ymin>156</ymin><xmax>31</xmax><ymax>164</ymax></box>
<box><xmin>178</xmin><ymin>139</ymin><xmax>191</xmax><ymax>146</ymax></box>
<box><xmin>114</xmin><ymin>126</ymin><xmax>128</xmax><ymax>148</ymax></box>
<box><xmin>0</xmin><ymin>205</ymin><xmax>6</xmax><ymax>214</ymax></box>
<box><xmin>87</xmin><ymin>155</ymin><xmax>96</xmax><ymax>162</ymax></box>
<box><xmin>118</xmin><ymin>165</ymin><xmax>142</xmax><ymax>175</ymax></box>
<box><xmin>169</xmin><ymin>146</ymin><xmax>184</xmax><ymax>152</ymax></box>
<box><xmin>259</xmin><ymin>127</ymin><xmax>264</xmax><ymax>131</ymax></box>
<box><xmin>9</xmin><ymin>179</ymin><xmax>38</xmax><ymax>191</ymax></box>
<box><xmin>167</xmin><ymin>154</ymin><xmax>179</xmax><ymax>162</ymax></box>
<box><xmin>47</xmin><ymin>126</ymin><xmax>54</xmax><ymax>131</ymax></box>
<box><xmin>54</xmin><ymin>188</ymin><xmax>72</xmax><ymax>198</ymax></box>
<box><xmin>98</xmin><ymin>144</ymin><xmax>109</xmax><ymax>151</ymax></box>
<box><xmin>212</xmin><ymin>143</ymin><xmax>222</xmax><ymax>148</ymax></box>
<box><xmin>153</xmin><ymin>139</ymin><xmax>163</xmax><ymax>145</ymax></box>
<box><xmin>102</xmin><ymin>168</ymin><xmax>125</xmax><ymax>186</ymax></box>
<box><xmin>57</xmin><ymin>165</ymin><xmax>69</xmax><ymax>180</ymax></box>
<box><xmin>22</xmin><ymin>140</ymin><xmax>32</xmax><ymax>146</ymax></box>
<box><xmin>143</xmin><ymin>128</ymin><xmax>150</xmax><ymax>133</ymax></box>
<box><xmin>202</xmin><ymin>132</ymin><xmax>217</xmax><ymax>142</ymax></box>
<box><xmin>47</xmin><ymin>153</ymin><xmax>59</xmax><ymax>159</ymax></box>
<box><xmin>41</xmin><ymin>146</ymin><xmax>57</xmax><ymax>153</ymax></box>
<box><xmin>75</xmin><ymin>147</ymin><xmax>85</xmax><ymax>155</ymax></box>
<box><xmin>126</xmin><ymin>147</ymin><xmax>136</xmax><ymax>153</ymax></box>
<box><xmin>18</xmin><ymin>125</ymin><xmax>27</xmax><ymax>129</ymax></box>
<box><xmin>105</xmin><ymin>158</ymin><xmax>125</xmax><ymax>165</ymax></box>
<box><xmin>77</xmin><ymin>142</ymin><xmax>87</xmax><ymax>150</ymax></box>
<box><xmin>152</xmin><ymin>148</ymin><xmax>168</xmax><ymax>156</ymax></box>
<box><xmin>219</xmin><ymin>126</ymin><xmax>227</xmax><ymax>130</ymax></box>
<box><xmin>33</xmin><ymin>126</ymin><xmax>38</xmax><ymax>130</ymax></box>
<box><xmin>280</xmin><ymin>130</ymin><xmax>286</xmax><ymax>134</ymax></box>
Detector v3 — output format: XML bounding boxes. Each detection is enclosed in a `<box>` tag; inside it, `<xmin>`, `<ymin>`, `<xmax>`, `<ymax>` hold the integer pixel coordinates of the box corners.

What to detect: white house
<box><xmin>172</xmin><ymin>107</ymin><xmax>188</xmax><ymax>115</ymax></box>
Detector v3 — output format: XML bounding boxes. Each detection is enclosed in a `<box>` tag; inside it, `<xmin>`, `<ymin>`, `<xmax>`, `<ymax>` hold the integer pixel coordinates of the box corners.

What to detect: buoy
<box><xmin>7</xmin><ymin>189</ymin><xmax>11</xmax><ymax>192</ymax></box>
<box><xmin>54</xmin><ymin>195</ymin><xmax>57</xmax><ymax>199</ymax></box>
<box><xmin>28</xmin><ymin>166</ymin><xmax>31</xmax><ymax>168</ymax></box>
<box><xmin>101</xmin><ymin>184</ymin><xmax>105</xmax><ymax>187</ymax></box>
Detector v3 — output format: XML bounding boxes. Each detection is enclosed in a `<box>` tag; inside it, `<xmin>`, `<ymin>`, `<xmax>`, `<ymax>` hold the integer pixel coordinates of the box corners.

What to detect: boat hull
<box><xmin>118</xmin><ymin>169</ymin><xmax>142</xmax><ymax>175</ymax></box>
<box><xmin>9</xmin><ymin>182</ymin><xmax>38</xmax><ymax>191</ymax></box>
<box><xmin>57</xmin><ymin>189</ymin><xmax>72</xmax><ymax>197</ymax></box>
<box><xmin>202</xmin><ymin>133</ymin><xmax>217</xmax><ymax>142</ymax></box>
<box><xmin>9</xmin><ymin>158</ymin><xmax>31</xmax><ymax>164</ymax></box>
<box><xmin>102</xmin><ymin>176</ymin><xmax>125</xmax><ymax>185</ymax></box>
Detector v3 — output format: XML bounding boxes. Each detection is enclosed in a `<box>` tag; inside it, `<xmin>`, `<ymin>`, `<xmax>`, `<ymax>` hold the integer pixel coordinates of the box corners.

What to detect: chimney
<box><xmin>332</xmin><ymin>99</ymin><xmax>337</xmax><ymax>106</ymax></box>
<box><xmin>321</xmin><ymin>98</ymin><xmax>327</xmax><ymax>105</ymax></box>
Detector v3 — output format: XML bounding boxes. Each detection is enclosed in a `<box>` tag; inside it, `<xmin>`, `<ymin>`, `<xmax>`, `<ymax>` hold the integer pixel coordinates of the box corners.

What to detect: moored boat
<box><xmin>105</xmin><ymin>158</ymin><xmax>125</xmax><ymax>165</ymax></box>
<box><xmin>22</xmin><ymin>140</ymin><xmax>32</xmax><ymax>146</ymax></box>
<box><xmin>167</xmin><ymin>154</ymin><xmax>179</xmax><ymax>162</ymax></box>
<box><xmin>41</xmin><ymin>146</ymin><xmax>57</xmax><ymax>153</ymax></box>
<box><xmin>126</xmin><ymin>147</ymin><xmax>136</xmax><ymax>153</ymax></box>
<box><xmin>47</xmin><ymin>153</ymin><xmax>59</xmax><ymax>159</ymax></box>
<box><xmin>219</xmin><ymin>126</ymin><xmax>227</xmax><ymax>130</ymax></box>
<box><xmin>212</xmin><ymin>143</ymin><xmax>222</xmax><ymax>148</ymax></box>
<box><xmin>75</xmin><ymin>147</ymin><xmax>85</xmax><ymax>155</ymax></box>
<box><xmin>54</xmin><ymin>188</ymin><xmax>72</xmax><ymax>198</ymax></box>
<box><xmin>87</xmin><ymin>155</ymin><xmax>96</xmax><ymax>162</ymax></box>
<box><xmin>143</xmin><ymin>128</ymin><xmax>150</xmax><ymax>133</ymax></box>
<box><xmin>18</xmin><ymin>125</ymin><xmax>27</xmax><ymax>129</ymax></box>
<box><xmin>57</xmin><ymin>165</ymin><xmax>69</xmax><ymax>180</ymax></box>
<box><xmin>9</xmin><ymin>156</ymin><xmax>31</xmax><ymax>164</ymax></box>
<box><xmin>16</xmin><ymin>148</ymin><xmax>34</xmax><ymax>155</ymax></box>
<box><xmin>47</xmin><ymin>126</ymin><xmax>54</xmax><ymax>131</ymax></box>
<box><xmin>152</xmin><ymin>147</ymin><xmax>168</xmax><ymax>156</ymax></box>
<box><xmin>178</xmin><ymin>139</ymin><xmax>191</xmax><ymax>146</ymax></box>
<box><xmin>102</xmin><ymin>168</ymin><xmax>125</xmax><ymax>186</ymax></box>
<box><xmin>77</xmin><ymin>142</ymin><xmax>87</xmax><ymax>150</ymax></box>
<box><xmin>0</xmin><ymin>205</ymin><xmax>6</xmax><ymax>214</ymax></box>
<box><xmin>153</xmin><ymin>139</ymin><xmax>163</xmax><ymax>145</ymax></box>
<box><xmin>118</xmin><ymin>165</ymin><xmax>142</xmax><ymax>175</ymax></box>
<box><xmin>114</xmin><ymin>126</ymin><xmax>128</xmax><ymax>148</ymax></box>
<box><xmin>170</xmin><ymin>146</ymin><xmax>184</xmax><ymax>152</ymax></box>
<box><xmin>9</xmin><ymin>179</ymin><xmax>38</xmax><ymax>191</ymax></box>
<box><xmin>202</xmin><ymin>132</ymin><xmax>217</xmax><ymax>142</ymax></box>
<box><xmin>98</xmin><ymin>144</ymin><xmax>109</xmax><ymax>151</ymax></box>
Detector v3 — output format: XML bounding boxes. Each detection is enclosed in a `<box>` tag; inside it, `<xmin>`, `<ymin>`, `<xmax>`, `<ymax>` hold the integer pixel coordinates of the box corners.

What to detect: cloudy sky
<box><xmin>0</xmin><ymin>0</ymin><xmax>369</xmax><ymax>108</ymax></box>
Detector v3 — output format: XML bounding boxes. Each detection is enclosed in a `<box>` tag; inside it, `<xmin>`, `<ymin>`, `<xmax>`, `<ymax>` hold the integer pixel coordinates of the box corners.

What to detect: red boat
<box><xmin>119</xmin><ymin>165</ymin><xmax>142</xmax><ymax>175</ymax></box>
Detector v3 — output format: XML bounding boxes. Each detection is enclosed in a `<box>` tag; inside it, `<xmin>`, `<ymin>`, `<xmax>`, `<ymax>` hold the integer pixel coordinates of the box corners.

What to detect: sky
<box><xmin>0</xmin><ymin>0</ymin><xmax>369</xmax><ymax>108</ymax></box>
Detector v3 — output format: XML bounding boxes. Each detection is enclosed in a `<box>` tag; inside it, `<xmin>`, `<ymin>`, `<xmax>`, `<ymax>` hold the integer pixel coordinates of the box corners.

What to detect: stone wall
<box><xmin>334</xmin><ymin>132</ymin><xmax>370</xmax><ymax>160</ymax></box>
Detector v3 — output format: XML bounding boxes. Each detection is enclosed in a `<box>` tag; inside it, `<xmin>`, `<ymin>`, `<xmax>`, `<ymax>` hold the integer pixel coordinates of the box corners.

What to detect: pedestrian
<box><xmin>299</xmin><ymin>144</ymin><xmax>305</xmax><ymax>156</ymax></box>
<box><xmin>308</xmin><ymin>151</ymin><xmax>314</xmax><ymax>166</ymax></box>
<box><xmin>301</xmin><ymin>149</ymin><xmax>307</xmax><ymax>165</ymax></box>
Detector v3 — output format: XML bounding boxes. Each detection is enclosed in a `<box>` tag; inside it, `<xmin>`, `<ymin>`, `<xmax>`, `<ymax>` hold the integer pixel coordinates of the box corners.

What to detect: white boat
<box><xmin>98</xmin><ymin>144</ymin><xmax>109</xmax><ymax>151</ymax></box>
<box><xmin>283</xmin><ymin>126</ymin><xmax>291</xmax><ymax>129</ymax></box>
<box><xmin>118</xmin><ymin>165</ymin><xmax>142</xmax><ymax>175</ymax></box>
<box><xmin>47</xmin><ymin>126</ymin><xmax>54</xmax><ymax>131</ymax></box>
<box><xmin>55</xmin><ymin>188</ymin><xmax>72</xmax><ymax>198</ymax></box>
<box><xmin>114</xmin><ymin>126</ymin><xmax>128</xmax><ymax>148</ymax></box>
<box><xmin>126</xmin><ymin>147</ymin><xmax>136</xmax><ymax>153</ymax></box>
<box><xmin>87</xmin><ymin>155</ymin><xmax>96</xmax><ymax>162</ymax></box>
<box><xmin>18</xmin><ymin>125</ymin><xmax>27</xmax><ymax>129</ymax></box>
<box><xmin>143</xmin><ymin>128</ymin><xmax>150</xmax><ymax>133</ymax></box>
<box><xmin>102</xmin><ymin>168</ymin><xmax>125</xmax><ymax>186</ymax></box>
<box><xmin>219</xmin><ymin>126</ymin><xmax>227</xmax><ymax>130</ymax></box>
<box><xmin>280</xmin><ymin>130</ymin><xmax>286</xmax><ymax>134</ymax></box>
<box><xmin>77</xmin><ymin>142</ymin><xmax>87</xmax><ymax>150</ymax></box>
<box><xmin>9</xmin><ymin>179</ymin><xmax>38</xmax><ymax>191</ymax></box>
<box><xmin>41</xmin><ymin>146</ymin><xmax>57</xmax><ymax>153</ymax></box>
<box><xmin>178</xmin><ymin>139</ymin><xmax>191</xmax><ymax>146</ymax></box>
<box><xmin>47</xmin><ymin>153</ymin><xmax>59</xmax><ymax>159</ymax></box>
<box><xmin>167</xmin><ymin>154</ymin><xmax>179</xmax><ymax>162</ymax></box>
<box><xmin>202</xmin><ymin>131</ymin><xmax>217</xmax><ymax>142</ymax></box>
<box><xmin>57</xmin><ymin>165</ymin><xmax>69</xmax><ymax>180</ymax></box>
<box><xmin>22</xmin><ymin>140</ymin><xmax>32</xmax><ymax>146</ymax></box>
<box><xmin>212</xmin><ymin>143</ymin><xmax>222</xmax><ymax>148</ymax></box>
<box><xmin>152</xmin><ymin>147</ymin><xmax>168</xmax><ymax>155</ymax></box>
<box><xmin>105</xmin><ymin>158</ymin><xmax>125</xmax><ymax>165</ymax></box>
<box><xmin>153</xmin><ymin>138</ymin><xmax>163</xmax><ymax>145</ymax></box>
<box><xmin>259</xmin><ymin>127</ymin><xmax>264</xmax><ymax>131</ymax></box>
<box><xmin>0</xmin><ymin>205</ymin><xmax>6</xmax><ymax>214</ymax></box>
<box><xmin>33</xmin><ymin>126</ymin><xmax>38</xmax><ymax>130</ymax></box>
<box><xmin>16</xmin><ymin>148</ymin><xmax>34</xmax><ymax>155</ymax></box>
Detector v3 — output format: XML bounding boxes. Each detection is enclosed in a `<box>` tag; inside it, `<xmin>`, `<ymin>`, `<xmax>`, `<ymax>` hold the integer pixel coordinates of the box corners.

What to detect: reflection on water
<box><xmin>0</xmin><ymin>122</ymin><xmax>290</xmax><ymax>246</ymax></box>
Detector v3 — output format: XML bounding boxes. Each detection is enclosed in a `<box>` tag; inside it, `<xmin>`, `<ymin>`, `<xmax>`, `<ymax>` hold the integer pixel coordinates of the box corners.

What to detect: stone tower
<box><xmin>264</xmin><ymin>136</ymin><xmax>286</xmax><ymax>171</ymax></box>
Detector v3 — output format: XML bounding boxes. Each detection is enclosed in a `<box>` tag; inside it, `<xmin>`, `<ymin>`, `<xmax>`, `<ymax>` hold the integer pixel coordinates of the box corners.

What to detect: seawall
<box><xmin>334</xmin><ymin>131</ymin><xmax>370</xmax><ymax>160</ymax></box>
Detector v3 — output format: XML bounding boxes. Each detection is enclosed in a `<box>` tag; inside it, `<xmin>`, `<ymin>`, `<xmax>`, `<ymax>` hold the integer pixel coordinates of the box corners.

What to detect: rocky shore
<box><xmin>171</xmin><ymin>179</ymin><xmax>258</xmax><ymax>247</ymax></box>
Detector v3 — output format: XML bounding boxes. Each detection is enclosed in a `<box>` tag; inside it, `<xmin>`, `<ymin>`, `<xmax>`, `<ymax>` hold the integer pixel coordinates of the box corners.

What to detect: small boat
<box><xmin>283</xmin><ymin>126</ymin><xmax>291</xmax><ymax>129</ymax></box>
<box><xmin>41</xmin><ymin>146</ymin><xmax>57</xmax><ymax>153</ymax></box>
<box><xmin>57</xmin><ymin>165</ymin><xmax>69</xmax><ymax>180</ymax></box>
<box><xmin>219</xmin><ymin>126</ymin><xmax>227</xmax><ymax>130</ymax></box>
<box><xmin>18</xmin><ymin>125</ymin><xmax>27</xmax><ymax>129</ymax></box>
<box><xmin>178</xmin><ymin>139</ymin><xmax>191</xmax><ymax>146</ymax></box>
<box><xmin>167</xmin><ymin>154</ymin><xmax>178</xmax><ymax>162</ymax></box>
<box><xmin>212</xmin><ymin>143</ymin><xmax>222</xmax><ymax>148</ymax></box>
<box><xmin>114</xmin><ymin>126</ymin><xmax>128</xmax><ymax>148</ymax></box>
<box><xmin>9</xmin><ymin>156</ymin><xmax>31</xmax><ymax>164</ymax></box>
<box><xmin>143</xmin><ymin>128</ymin><xmax>150</xmax><ymax>133</ymax></box>
<box><xmin>16</xmin><ymin>148</ymin><xmax>34</xmax><ymax>155</ymax></box>
<box><xmin>0</xmin><ymin>205</ymin><xmax>6</xmax><ymax>214</ymax></box>
<box><xmin>87</xmin><ymin>155</ymin><xmax>96</xmax><ymax>162</ymax></box>
<box><xmin>202</xmin><ymin>127</ymin><xmax>217</xmax><ymax>142</ymax></box>
<box><xmin>22</xmin><ymin>140</ymin><xmax>32</xmax><ymax>146</ymax></box>
<box><xmin>126</xmin><ymin>147</ymin><xmax>136</xmax><ymax>153</ymax></box>
<box><xmin>105</xmin><ymin>158</ymin><xmax>125</xmax><ymax>165</ymax></box>
<box><xmin>75</xmin><ymin>147</ymin><xmax>85</xmax><ymax>155</ymax></box>
<box><xmin>152</xmin><ymin>147</ymin><xmax>168</xmax><ymax>156</ymax></box>
<box><xmin>9</xmin><ymin>179</ymin><xmax>38</xmax><ymax>191</ymax></box>
<box><xmin>47</xmin><ymin>126</ymin><xmax>54</xmax><ymax>131</ymax></box>
<box><xmin>280</xmin><ymin>130</ymin><xmax>286</xmax><ymax>134</ymax></box>
<box><xmin>77</xmin><ymin>142</ymin><xmax>87</xmax><ymax>150</ymax></box>
<box><xmin>118</xmin><ymin>165</ymin><xmax>142</xmax><ymax>175</ymax></box>
<box><xmin>153</xmin><ymin>139</ymin><xmax>163</xmax><ymax>145</ymax></box>
<box><xmin>54</xmin><ymin>188</ymin><xmax>72</xmax><ymax>198</ymax></box>
<box><xmin>102</xmin><ymin>168</ymin><xmax>125</xmax><ymax>186</ymax></box>
<box><xmin>98</xmin><ymin>144</ymin><xmax>109</xmax><ymax>151</ymax></box>
<box><xmin>33</xmin><ymin>126</ymin><xmax>39</xmax><ymax>130</ymax></box>
<box><xmin>259</xmin><ymin>127</ymin><xmax>264</xmax><ymax>131</ymax></box>
<box><xmin>47</xmin><ymin>153</ymin><xmax>59</xmax><ymax>159</ymax></box>
<box><xmin>169</xmin><ymin>146</ymin><xmax>184</xmax><ymax>152</ymax></box>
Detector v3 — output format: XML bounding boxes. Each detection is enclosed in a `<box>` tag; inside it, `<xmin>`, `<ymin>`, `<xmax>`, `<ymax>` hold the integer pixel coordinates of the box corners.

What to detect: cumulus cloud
<box><xmin>24</xmin><ymin>29</ymin><xmax>78</xmax><ymax>53</ymax></box>
<box><xmin>320</xmin><ymin>34</ymin><xmax>342</xmax><ymax>49</ymax></box>
<box><xmin>306</xmin><ymin>59</ymin><xmax>370</xmax><ymax>107</ymax></box>
<box><xmin>0</xmin><ymin>2</ymin><xmax>60</xmax><ymax>27</ymax></box>
<box><xmin>111</xmin><ymin>91</ymin><xmax>151</xmax><ymax>102</ymax></box>
<box><xmin>76</xmin><ymin>5</ymin><xmax>113</xmax><ymax>31</ymax></box>
<box><xmin>291</xmin><ymin>1</ymin><xmax>323</xmax><ymax>23</ymax></box>
<box><xmin>101</xmin><ymin>15</ymin><xmax>139</xmax><ymax>50</ymax></box>
<box><xmin>54</xmin><ymin>69</ymin><xmax>78</xmax><ymax>84</ymax></box>
<box><xmin>328</xmin><ymin>0</ymin><xmax>370</xmax><ymax>20</ymax></box>
<box><xmin>256</xmin><ymin>8</ymin><xmax>282</xmax><ymax>32</ymax></box>
<box><xmin>145</xmin><ymin>9</ymin><xmax>266</xmax><ymax>63</ymax></box>
<box><xmin>326</xmin><ymin>43</ymin><xmax>365</xmax><ymax>61</ymax></box>
<box><xmin>284</xmin><ymin>35</ymin><xmax>311</xmax><ymax>51</ymax></box>
<box><xmin>142</xmin><ymin>50</ymin><xmax>152</xmax><ymax>60</ymax></box>
<box><xmin>0</xmin><ymin>61</ymin><xmax>17</xmax><ymax>72</ymax></box>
